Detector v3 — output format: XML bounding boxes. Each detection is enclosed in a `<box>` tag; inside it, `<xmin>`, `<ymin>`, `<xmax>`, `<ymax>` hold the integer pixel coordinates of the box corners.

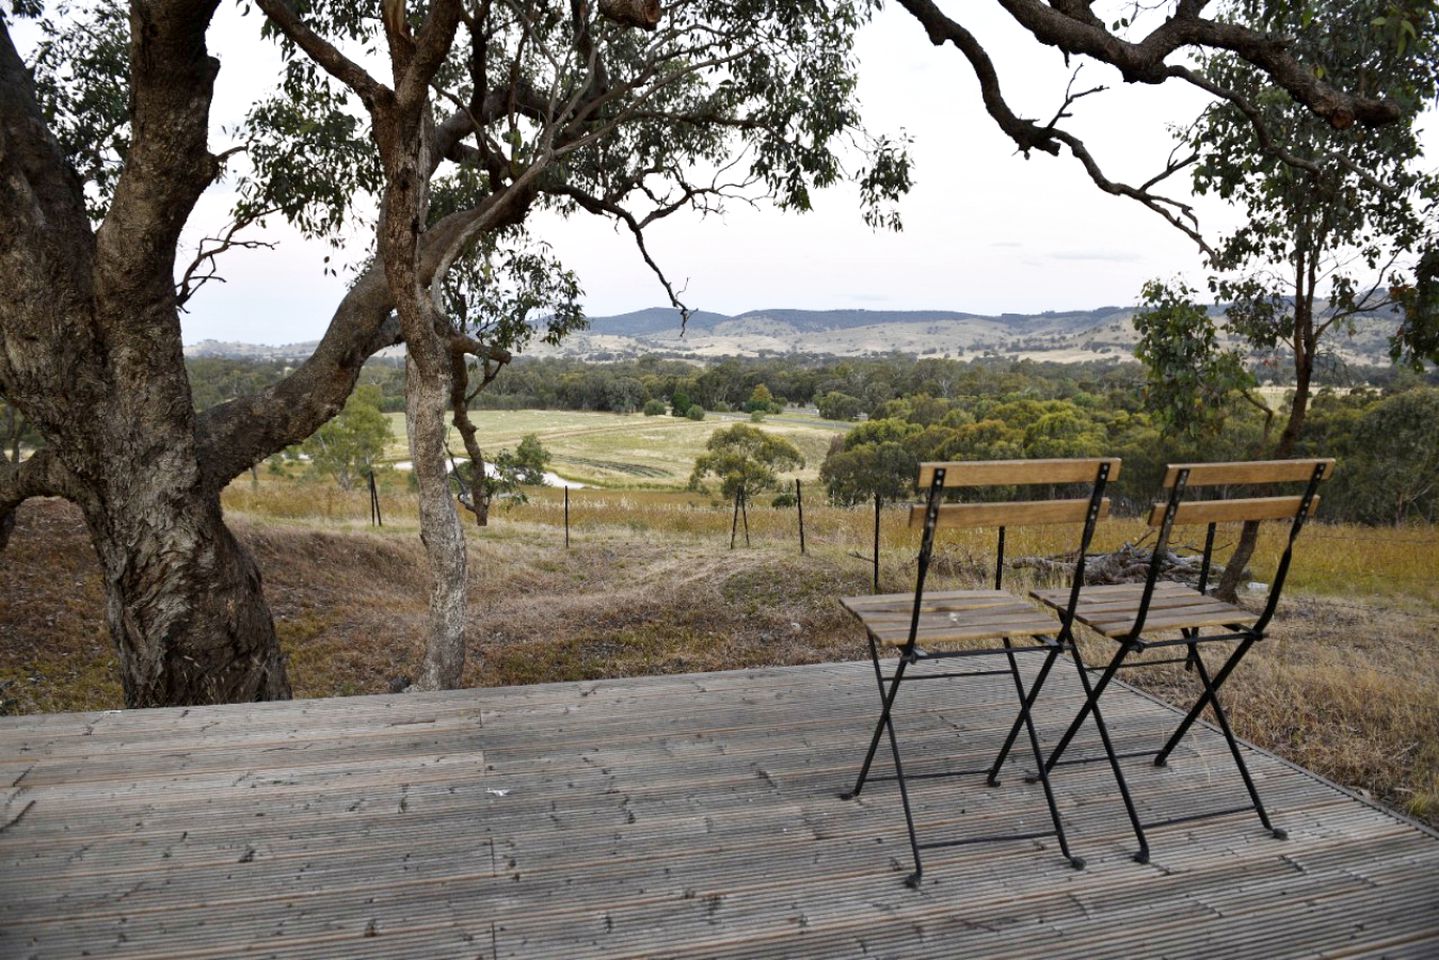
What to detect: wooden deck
<box><xmin>2</xmin><ymin>659</ymin><xmax>1436</xmax><ymax>958</ymax></box>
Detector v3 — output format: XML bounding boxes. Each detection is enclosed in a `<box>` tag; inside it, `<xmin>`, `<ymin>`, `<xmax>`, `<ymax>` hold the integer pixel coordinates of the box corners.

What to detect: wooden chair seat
<box><xmin>1030</xmin><ymin>582</ymin><xmax>1257</xmax><ymax>639</ymax></box>
<box><xmin>841</xmin><ymin>589</ymin><xmax>1059</xmax><ymax>648</ymax></box>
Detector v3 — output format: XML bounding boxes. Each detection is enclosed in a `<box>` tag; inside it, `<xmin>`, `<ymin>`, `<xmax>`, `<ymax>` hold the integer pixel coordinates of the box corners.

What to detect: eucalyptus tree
<box><xmin>689</xmin><ymin>424</ymin><xmax>805</xmax><ymax>499</ymax></box>
<box><xmin>0</xmin><ymin>0</ymin><xmax>905</xmax><ymax>703</ymax></box>
<box><xmin>1133</xmin><ymin>0</ymin><xmax>1438</xmax><ymax>598</ymax></box>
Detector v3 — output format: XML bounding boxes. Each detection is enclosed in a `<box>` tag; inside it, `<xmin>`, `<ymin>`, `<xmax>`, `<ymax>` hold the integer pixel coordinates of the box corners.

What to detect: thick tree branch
<box><xmin>194</xmin><ymin>184</ymin><xmax>538</xmax><ymax>491</ymax></box>
<box><xmin>96</xmin><ymin>0</ymin><xmax>227</xmax><ymax>310</ymax></box>
<box><xmin>0</xmin><ymin>448</ymin><xmax>78</xmax><ymax>514</ymax></box>
<box><xmin>254</xmin><ymin>0</ymin><xmax>389</xmax><ymax>108</ymax></box>
<box><xmin>0</xmin><ymin>21</ymin><xmax>98</xmax><ymax>409</ymax></box>
<box><xmin>895</xmin><ymin>0</ymin><xmax>1211</xmax><ymax>252</ymax></box>
<box><xmin>987</xmin><ymin>0</ymin><xmax>1398</xmax><ymax>127</ymax></box>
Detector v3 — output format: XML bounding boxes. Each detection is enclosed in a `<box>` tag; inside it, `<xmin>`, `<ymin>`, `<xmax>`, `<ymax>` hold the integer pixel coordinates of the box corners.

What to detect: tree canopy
<box><xmin>690</xmin><ymin>424</ymin><xmax>804</xmax><ymax>499</ymax></box>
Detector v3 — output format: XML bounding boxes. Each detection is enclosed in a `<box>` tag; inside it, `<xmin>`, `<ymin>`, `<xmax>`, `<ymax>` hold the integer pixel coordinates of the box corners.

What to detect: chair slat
<box><xmin>917</xmin><ymin>458</ymin><xmax>1120</xmax><ymax>489</ymax></box>
<box><xmin>1161</xmin><ymin>458</ymin><xmax>1334</xmax><ymax>488</ymax></box>
<box><xmin>1146</xmin><ymin>495</ymin><xmax>1321</xmax><ymax>527</ymax></box>
<box><xmin>909</xmin><ymin>498</ymin><xmax>1109</xmax><ymax>530</ymax></box>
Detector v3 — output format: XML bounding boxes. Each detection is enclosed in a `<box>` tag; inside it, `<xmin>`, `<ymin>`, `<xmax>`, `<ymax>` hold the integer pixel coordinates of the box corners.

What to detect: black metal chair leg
<box><xmin>842</xmin><ymin>634</ymin><xmax>923</xmax><ymax>882</ymax></box>
<box><xmin>1190</xmin><ymin>651</ymin><xmax>1286</xmax><ymax>839</ymax></box>
<box><xmin>986</xmin><ymin>644</ymin><xmax>1062</xmax><ymax>786</ymax></box>
<box><xmin>881</xmin><ymin>703</ymin><xmax>925</xmax><ymax>887</ymax></box>
<box><xmin>1059</xmin><ymin>641</ymin><xmax>1150</xmax><ymax>862</ymax></box>
<box><xmin>1001</xmin><ymin>641</ymin><xmax>1084</xmax><ymax>869</ymax></box>
<box><xmin>1044</xmin><ymin>641</ymin><xmax>1129</xmax><ymax>771</ymax></box>
<box><xmin>842</xmin><ymin>636</ymin><xmax>909</xmax><ymax>801</ymax></box>
<box><xmin>1154</xmin><ymin>636</ymin><xmax>1255</xmax><ymax>767</ymax></box>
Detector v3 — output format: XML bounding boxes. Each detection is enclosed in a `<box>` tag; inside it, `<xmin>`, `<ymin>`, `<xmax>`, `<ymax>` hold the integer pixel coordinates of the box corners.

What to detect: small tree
<box><xmin>642</xmin><ymin>399</ymin><xmax>667</xmax><ymax>416</ymax></box>
<box><xmin>689</xmin><ymin>424</ymin><xmax>804</xmax><ymax>499</ymax></box>
<box><xmin>686</xmin><ymin>405</ymin><xmax>706</xmax><ymax>422</ymax></box>
<box><xmin>454</xmin><ymin>434</ymin><xmax>551</xmax><ymax>525</ymax></box>
<box><xmin>301</xmin><ymin>386</ymin><xmax>392</xmax><ymax>491</ymax></box>
<box><xmin>819</xmin><ymin>438</ymin><xmax>917</xmax><ymax>506</ymax></box>
<box><xmin>671</xmin><ymin>390</ymin><xmax>693</xmax><ymax>418</ymax></box>
<box><xmin>510</xmin><ymin>435</ymin><xmax>551</xmax><ymax>485</ymax></box>
<box><xmin>817</xmin><ymin>391</ymin><xmax>865</xmax><ymax>421</ymax></box>
<box><xmin>747</xmin><ymin>384</ymin><xmax>776</xmax><ymax>413</ymax></box>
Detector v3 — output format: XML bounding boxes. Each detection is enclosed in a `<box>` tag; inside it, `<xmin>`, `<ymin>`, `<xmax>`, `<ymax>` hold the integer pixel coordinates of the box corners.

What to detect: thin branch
<box><xmin>175</xmin><ymin>211</ymin><xmax>280</xmax><ymax>310</ymax></box>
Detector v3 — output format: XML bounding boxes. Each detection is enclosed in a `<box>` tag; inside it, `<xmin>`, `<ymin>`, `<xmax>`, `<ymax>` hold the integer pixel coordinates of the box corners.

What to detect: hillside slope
<box><xmin>186</xmin><ymin>303</ymin><xmax>1401</xmax><ymax>366</ymax></box>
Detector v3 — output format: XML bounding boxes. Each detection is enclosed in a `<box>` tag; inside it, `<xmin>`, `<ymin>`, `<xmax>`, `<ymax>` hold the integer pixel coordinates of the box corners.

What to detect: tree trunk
<box><xmin>83</xmin><ymin>488</ymin><xmax>290</xmax><ymax>706</ymax></box>
<box><xmin>405</xmin><ymin>353</ymin><xmax>469</xmax><ymax>690</ymax></box>
<box><xmin>373</xmin><ymin>88</ymin><xmax>470</xmax><ymax>692</ymax></box>
<box><xmin>449</xmin><ymin>349</ymin><xmax>493</xmax><ymax>528</ymax></box>
<box><xmin>1214</xmin><ymin>269</ymin><xmax>1315</xmax><ymax>603</ymax></box>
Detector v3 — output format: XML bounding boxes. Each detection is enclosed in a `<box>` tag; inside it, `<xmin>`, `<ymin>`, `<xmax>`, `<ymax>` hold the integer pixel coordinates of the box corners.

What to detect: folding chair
<box><xmin>1002</xmin><ymin>458</ymin><xmax>1333</xmax><ymax>863</ymax></box>
<box><xmin>838</xmin><ymin>458</ymin><xmax>1121</xmax><ymax>887</ymax></box>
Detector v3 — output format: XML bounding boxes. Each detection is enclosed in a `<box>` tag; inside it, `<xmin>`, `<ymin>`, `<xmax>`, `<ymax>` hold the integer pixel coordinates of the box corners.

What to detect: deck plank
<box><xmin>1</xmin><ymin>659</ymin><xmax>1435</xmax><ymax>958</ymax></box>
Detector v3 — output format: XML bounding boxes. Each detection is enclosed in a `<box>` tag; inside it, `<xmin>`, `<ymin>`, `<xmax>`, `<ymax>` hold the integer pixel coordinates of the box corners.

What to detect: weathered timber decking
<box><xmin>2</xmin><ymin>659</ymin><xmax>1437</xmax><ymax>958</ymax></box>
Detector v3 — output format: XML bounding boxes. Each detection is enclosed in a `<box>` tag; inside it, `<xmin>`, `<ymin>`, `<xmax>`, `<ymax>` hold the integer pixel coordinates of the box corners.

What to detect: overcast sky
<box><xmin>16</xmin><ymin>4</ymin><xmax>1429</xmax><ymax>344</ymax></box>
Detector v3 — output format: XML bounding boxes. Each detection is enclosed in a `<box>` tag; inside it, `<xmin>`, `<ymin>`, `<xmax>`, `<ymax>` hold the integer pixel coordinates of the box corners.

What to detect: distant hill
<box><xmin>185</xmin><ymin>303</ymin><xmax>1402</xmax><ymax>366</ymax></box>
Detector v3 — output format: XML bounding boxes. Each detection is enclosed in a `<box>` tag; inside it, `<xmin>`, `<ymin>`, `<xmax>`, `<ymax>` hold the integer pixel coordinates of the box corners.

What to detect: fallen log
<box><xmin>1009</xmin><ymin>542</ymin><xmax>1245</xmax><ymax>588</ymax></box>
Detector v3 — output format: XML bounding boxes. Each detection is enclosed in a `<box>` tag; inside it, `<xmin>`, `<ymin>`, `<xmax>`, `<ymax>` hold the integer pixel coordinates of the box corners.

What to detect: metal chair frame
<box><xmin>990</xmin><ymin>460</ymin><xmax>1330</xmax><ymax>863</ymax></box>
<box><xmin>840</xmin><ymin>460</ymin><xmax>1122</xmax><ymax>887</ymax></box>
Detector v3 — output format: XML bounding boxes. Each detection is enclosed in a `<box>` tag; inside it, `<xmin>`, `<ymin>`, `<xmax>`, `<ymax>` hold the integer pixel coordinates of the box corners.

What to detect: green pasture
<box><xmin>381</xmin><ymin>408</ymin><xmax>851</xmax><ymax>488</ymax></box>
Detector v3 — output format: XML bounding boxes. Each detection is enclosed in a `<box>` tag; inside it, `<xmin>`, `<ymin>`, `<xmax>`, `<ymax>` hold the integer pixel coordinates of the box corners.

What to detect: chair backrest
<box><xmin>898</xmin><ymin>458</ymin><xmax>1120</xmax><ymax>653</ymax></box>
<box><xmin>1145</xmin><ymin>459</ymin><xmax>1334</xmax><ymax>528</ymax></box>
<box><xmin>910</xmin><ymin>458</ymin><xmax>1119</xmax><ymax>536</ymax></box>
<box><xmin>1134</xmin><ymin>458</ymin><xmax>1334</xmax><ymax>637</ymax></box>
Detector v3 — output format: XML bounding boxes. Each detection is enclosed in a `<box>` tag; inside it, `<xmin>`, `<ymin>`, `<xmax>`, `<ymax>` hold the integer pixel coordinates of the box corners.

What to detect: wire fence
<box><xmin>222</xmin><ymin>478</ymin><xmax>1439</xmax><ymax>599</ymax></box>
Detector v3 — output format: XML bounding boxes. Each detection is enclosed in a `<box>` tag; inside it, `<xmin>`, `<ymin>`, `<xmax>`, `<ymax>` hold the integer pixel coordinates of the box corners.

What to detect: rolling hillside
<box><xmin>185</xmin><ymin>303</ymin><xmax>1404</xmax><ymax>365</ymax></box>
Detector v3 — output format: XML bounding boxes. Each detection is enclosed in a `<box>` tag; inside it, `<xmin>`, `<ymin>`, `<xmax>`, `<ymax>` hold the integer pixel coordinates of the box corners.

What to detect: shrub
<box><xmin>642</xmin><ymin>398</ymin><xmax>667</xmax><ymax>416</ymax></box>
<box><xmin>686</xmin><ymin>405</ymin><xmax>706</xmax><ymax>421</ymax></box>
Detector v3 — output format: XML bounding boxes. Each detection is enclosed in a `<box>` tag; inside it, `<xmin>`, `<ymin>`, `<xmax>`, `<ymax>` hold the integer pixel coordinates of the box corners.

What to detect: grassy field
<box><xmin>379</xmin><ymin>408</ymin><xmax>849</xmax><ymax>488</ymax></box>
<box><xmin>6</xmin><ymin>408</ymin><xmax>1437</xmax><ymax>830</ymax></box>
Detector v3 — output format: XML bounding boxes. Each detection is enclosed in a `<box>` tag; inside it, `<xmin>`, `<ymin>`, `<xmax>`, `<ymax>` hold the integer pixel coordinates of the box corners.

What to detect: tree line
<box><xmin>816</xmin><ymin>383</ymin><xmax>1439</xmax><ymax>527</ymax></box>
<box><xmin>184</xmin><ymin>351</ymin><xmax>1437</xmax><ymax>420</ymax></box>
<box><xmin>181</xmin><ymin>350</ymin><xmax>1439</xmax><ymax>526</ymax></box>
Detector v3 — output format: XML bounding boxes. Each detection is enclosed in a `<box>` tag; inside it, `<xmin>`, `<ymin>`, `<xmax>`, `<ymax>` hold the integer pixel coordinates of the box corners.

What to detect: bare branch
<box><xmin>552</xmin><ymin>183</ymin><xmax>692</xmax><ymax>322</ymax></box>
<box><xmin>175</xmin><ymin>212</ymin><xmax>280</xmax><ymax>310</ymax></box>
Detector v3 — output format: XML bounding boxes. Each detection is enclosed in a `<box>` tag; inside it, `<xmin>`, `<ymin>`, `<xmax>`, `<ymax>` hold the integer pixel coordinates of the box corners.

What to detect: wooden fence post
<box><xmin>872</xmin><ymin>492</ymin><xmax>881</xmax><ymax>592</ymax></box>
<box><xmin>564</xmin><ymin>485</ymin><xmax>570</xmax><ymax>549</ymax></box>
<box><xmin>741</xmin><ymin>486</ymin><xmax>750</xmax><ymax>547</ymax></box>
<box><xmin>796</xmin><ymin>478</ymin><xmax>805</xmax><ymax>555</ymax></box>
